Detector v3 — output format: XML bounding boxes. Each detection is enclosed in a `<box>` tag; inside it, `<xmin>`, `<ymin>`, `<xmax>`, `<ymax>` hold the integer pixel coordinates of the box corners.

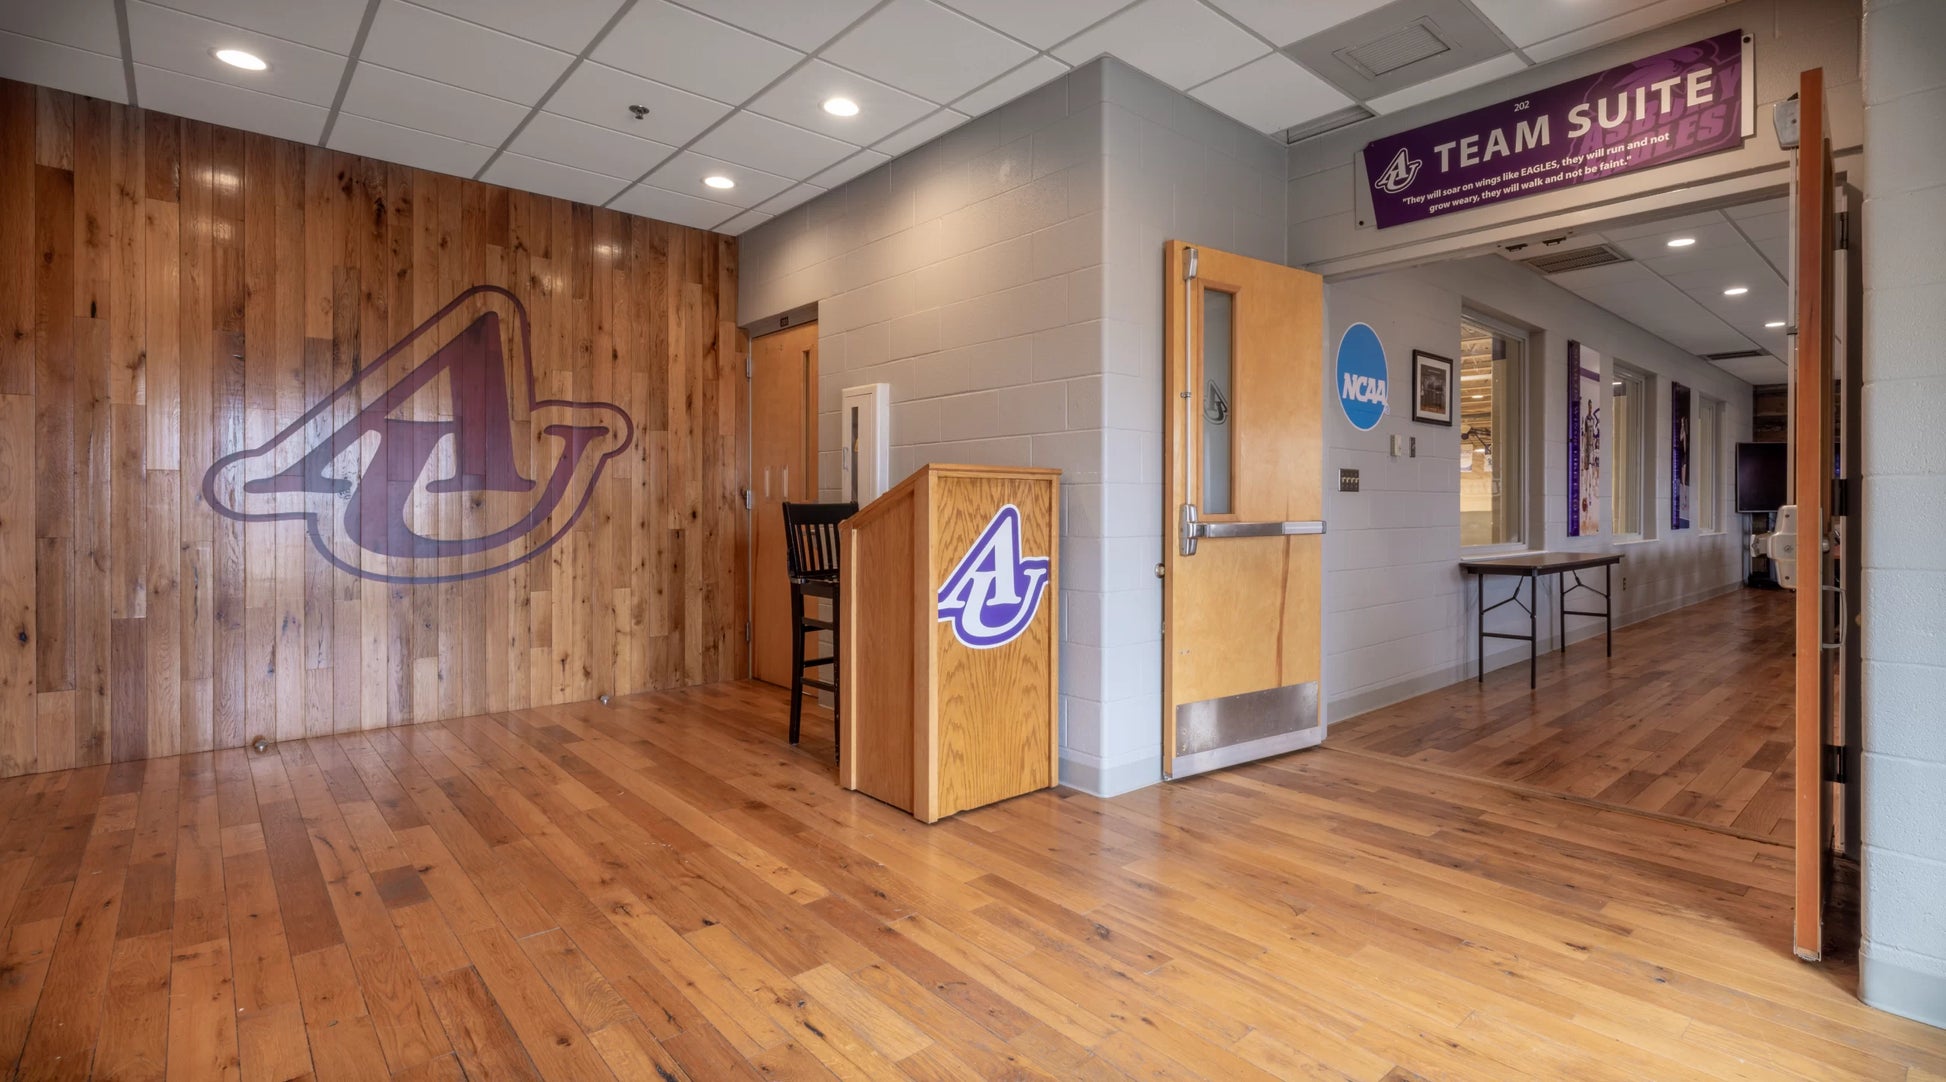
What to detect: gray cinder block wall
<box><xmin>1858</xmin><ymin>0</ymin><xmax>1946</xmax><ymax>1031</ymax></box>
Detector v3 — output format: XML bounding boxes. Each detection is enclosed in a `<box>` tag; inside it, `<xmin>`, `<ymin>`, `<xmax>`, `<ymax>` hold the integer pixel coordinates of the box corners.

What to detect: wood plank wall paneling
<box><xmin>0</xmin><ymin>79</ymin><xmax>748</xmax><ymax>778</ymax></box>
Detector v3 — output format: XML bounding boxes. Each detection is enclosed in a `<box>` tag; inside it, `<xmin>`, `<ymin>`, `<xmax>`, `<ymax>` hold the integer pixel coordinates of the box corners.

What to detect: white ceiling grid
<box><xmin>0</xmin><ymin>0</ymin><xmax>1730</xmax><ymax>238</ymax></box>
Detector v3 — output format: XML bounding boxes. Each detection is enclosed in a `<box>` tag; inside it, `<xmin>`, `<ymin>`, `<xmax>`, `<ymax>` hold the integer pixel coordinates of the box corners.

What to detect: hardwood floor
<box><xmin>1330</xmin><ymin>588</ymin><xmax>1798</xmax><ymax>844</ymax></box>
<box><xmin>4</xmin><ymin>675</ymin><xmax>1941</xmax><ymax>1080</ymax></box>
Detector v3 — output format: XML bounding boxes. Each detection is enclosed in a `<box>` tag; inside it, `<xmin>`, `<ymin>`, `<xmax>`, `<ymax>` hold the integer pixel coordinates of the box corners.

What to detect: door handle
<box><xmin>1180</xmin><ymin>502</ymin><xmax>1325</xmax><ymax>557</ymax></box>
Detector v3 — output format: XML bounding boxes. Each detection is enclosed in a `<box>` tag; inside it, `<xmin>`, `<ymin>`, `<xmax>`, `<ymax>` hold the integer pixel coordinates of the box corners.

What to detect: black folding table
<box><xmin>1458</xmin><ymin>551</ymin><xmax>1623</xmax><ymax>689</ymax></box>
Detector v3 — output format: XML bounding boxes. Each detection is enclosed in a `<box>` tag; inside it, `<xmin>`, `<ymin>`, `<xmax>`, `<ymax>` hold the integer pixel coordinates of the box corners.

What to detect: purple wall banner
<box><xmin>1361</xmin><ymin>30</ymin><xmax>1749</xmax><ymax>229</ymax></box>
<box><xmin>1568</xmin><ymin>341</ymin><xmax>1604</xmax><ymax>537</ymax></box>
<box><xmin>1672</xmin><ymin>382</ymin><xmax>1692</xmax><ymax>529</ymax></box>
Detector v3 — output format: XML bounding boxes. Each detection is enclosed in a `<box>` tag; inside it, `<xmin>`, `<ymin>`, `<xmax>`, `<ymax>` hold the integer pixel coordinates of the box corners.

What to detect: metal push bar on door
<box><xmin>1179</xmin><ymin>503</ymin><xmax>1326</xmax><ymax>556</ymax></box>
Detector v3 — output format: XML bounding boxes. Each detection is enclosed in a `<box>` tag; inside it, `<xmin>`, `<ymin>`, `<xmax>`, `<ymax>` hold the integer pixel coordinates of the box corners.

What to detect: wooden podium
<box><xmin>839</xmin><ymin>464</ymin><xmax>1060</xmax><ymax>822</ymax></box>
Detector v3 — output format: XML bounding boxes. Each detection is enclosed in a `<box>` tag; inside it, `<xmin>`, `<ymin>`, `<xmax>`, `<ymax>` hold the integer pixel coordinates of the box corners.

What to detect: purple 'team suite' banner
<box><xmin>1360</xmin><ymin>30</ymin><xmax>1746</xmax><ymax>229</ymax></box>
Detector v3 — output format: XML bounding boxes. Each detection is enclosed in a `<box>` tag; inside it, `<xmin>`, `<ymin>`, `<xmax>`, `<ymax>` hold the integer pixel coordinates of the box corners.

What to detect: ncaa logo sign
<box><xmin>1336</xmin><ymin>323</ymin><xmax>1388</xmax><ymax>432</ymax></box>
<box><xmin>936</xmin><ymin>505</ymin><xmax>1050</xmax><ymax>649</ymax></box>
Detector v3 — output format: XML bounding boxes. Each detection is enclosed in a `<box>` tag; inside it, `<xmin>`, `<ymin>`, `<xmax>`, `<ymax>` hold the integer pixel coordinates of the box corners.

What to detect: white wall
<box><xmin>1081</xmin><ymin>61</ymin><xmax>1288</xmax><ymax>793</ymax></box>
<box><xmin>1286</xmin><ymin>0</ymin><xmax>1864</xmax><ymax>274</ymax></box>
<box><xmin>738</xmin><ymin>66</ymin><xmax>1108</xmax><ymax>787</ymax></box>
<box><xmin>1857</xmin><ymin>0</ymin><xmax>1946</xmax><ymax>1030</ymax></box>
<box><xmin>1323</xmin><ymin>257</ymin><xmax>1751</xmax><ymax>718</ymax></box>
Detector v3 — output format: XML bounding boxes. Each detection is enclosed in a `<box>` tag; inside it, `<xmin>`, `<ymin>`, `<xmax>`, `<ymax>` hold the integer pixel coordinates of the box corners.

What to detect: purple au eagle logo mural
<box><xmin>202</xmin><ymin>285</ymin><xmax>634</xmax><ymax>584</ymax></box>
<box><xmin>936</xmin><ymin>504</ymin><xmax>1050</xmax><ymax>650</ymax></box>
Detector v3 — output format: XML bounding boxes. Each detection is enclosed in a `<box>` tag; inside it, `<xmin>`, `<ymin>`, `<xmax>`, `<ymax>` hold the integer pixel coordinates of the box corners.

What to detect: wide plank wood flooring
<box><xmin>4</xmin><ymin>675</ymin><xmax>1941</xmax><ymax>1080</ymax></box>
<box><xmin>1330</xmin><ymin>588</ymin><xmax>1797</xmax><ymax>844</ymax></box>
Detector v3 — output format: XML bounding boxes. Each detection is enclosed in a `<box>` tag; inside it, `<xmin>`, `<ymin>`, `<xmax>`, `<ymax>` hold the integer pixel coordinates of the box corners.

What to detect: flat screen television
<box><xmin>1736</xmin><ymin>442</ymin><xmax>1789</xmax><ymax>513</ymax></box>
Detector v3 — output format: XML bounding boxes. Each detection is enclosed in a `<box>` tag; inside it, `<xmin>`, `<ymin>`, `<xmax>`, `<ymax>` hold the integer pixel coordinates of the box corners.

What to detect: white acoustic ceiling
<box><xmin>1</xmin><ymin>0</ymin><xmax>1727</xmax><ymax>235</ymax></box>
<box><xmin>1499</xmin><ymin>197</ymin><xmax>1792</xmax><ymax>385</ymax></box>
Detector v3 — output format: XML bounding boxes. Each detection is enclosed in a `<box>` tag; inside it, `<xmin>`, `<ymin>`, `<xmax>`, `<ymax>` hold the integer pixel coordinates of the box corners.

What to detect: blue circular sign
<box><xmin>1336</xmin><ymin>322</ymin><xmax>1388</xmax><ymax>431</ymax></box>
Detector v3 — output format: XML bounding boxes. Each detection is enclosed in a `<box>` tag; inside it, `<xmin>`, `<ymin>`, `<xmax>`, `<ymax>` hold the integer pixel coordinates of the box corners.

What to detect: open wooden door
<box><xmin>1162</xmin><ymin>242</ymin><xmax>1326</xmax><ymax>778</ymax></box>
<box><xmin>1791</xmin><ymin>68</ymin><xmax>1837</xmax><ymax>962</ymax></box>
<box><xmin>751</xmin><ymin>321</ymin><xmax>818</xmax><ymax>687</ymax></box>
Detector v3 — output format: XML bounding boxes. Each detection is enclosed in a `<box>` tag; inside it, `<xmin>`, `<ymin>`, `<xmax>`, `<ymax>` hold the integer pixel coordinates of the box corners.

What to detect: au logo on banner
<box><xmin>202</xmin><ymin>285</ymin><xmax>635</xmax><ymax>584</ymax></box>
<box><xmin>936</xmin><ymin>505</ymin><xmax>1050</xmax><ymax>649</ymax></box>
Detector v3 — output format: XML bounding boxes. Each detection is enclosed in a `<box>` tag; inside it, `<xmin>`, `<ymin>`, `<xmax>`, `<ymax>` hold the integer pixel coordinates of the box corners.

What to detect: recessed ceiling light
<box><xmin>1723</xmin><ymin>286</ymin><xmax>1749</xmax><ymax>296</ymax></box>
<box><xmin>822</xmin><ymin>97</ymin><xmax>860</xmax><ymax>117</ymax></box>
<box><xmin>1666</xmin><ymin>237</ymin><xmax>1697</xmax><ymax>247</ymax></box>
<box><xmin>703</xmin><ymin>175</ymin><xmax>735</xmax><ymax>190</ymax></box>
<box><xmin>1765</xmin><ymin>320</ymin><xmax>1786</xmax><ymax>328</ymax></box>
<box><xmin>214</xmin><ymin>48</ymin><xmax>267</xmax><ymax>71</ymax></box>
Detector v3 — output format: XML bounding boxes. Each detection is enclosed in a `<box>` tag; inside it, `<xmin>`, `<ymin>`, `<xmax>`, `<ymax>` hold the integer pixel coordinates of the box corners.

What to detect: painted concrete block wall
<box><xmin>1083</xmin><ymin>60</ymin><xmax>1289</xmax><ymax>794</ymax></box>
<box><xmin>1324</xmin><ymin>256</ymin><xmax>1751</xmax><ymax>719</ymax></box>
<box><xmin>1285</xmin><ymin>0</ymin><xmax>1864</xmax><ymax>273</ymax></box>
<box><xmin>1858</xmin><ymin>0</ymin><xmax>1946</xmax><ymax>1030</ymax></box>
<box><xmin>737</xmin><ymin>66</ymin><xmax>1117</xmax><ymax>789</ymax></box>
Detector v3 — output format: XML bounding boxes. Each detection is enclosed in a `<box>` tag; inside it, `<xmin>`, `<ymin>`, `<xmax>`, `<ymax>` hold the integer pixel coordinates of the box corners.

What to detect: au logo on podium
<box><xmin>936</xmin><ymin>504</ymin><xmax>1050</xmax><ymax>649</ymax></box>
<box><xmin>202</xmin><ymin>285</ymin><xmax>634</xmax><ymax>585</ymax></box>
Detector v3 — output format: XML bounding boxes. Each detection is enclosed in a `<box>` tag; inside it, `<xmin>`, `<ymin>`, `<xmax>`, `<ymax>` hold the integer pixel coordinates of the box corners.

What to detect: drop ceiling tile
<box><xmin>405</xmin><ymin>0</ymin><xmax>626</xmax><ymax>54</ymax></box>
<box><xmin>327</xmin><ymin>112</ymin><xmax>494</xmax><ymax>178</ymax></box>
<box><xmin>546</xmin><ymin>62</ymin><xmax>733</xmax><ymax>147</ymax></box>
<box><xmin>136</xmin><ymin>64</ymin><xmax>328</xmax><ymax>143</ymax></box>
<box><xmin>692</xmin><ymin>110</ymin><xmax>857</xmax><ymax>178</ymax></box>
<box><xmin>807</xmin><ymin>148</ymin><xmax>890</xmax><ymax>189</ymax></box>
<box><xmin>747</xmin><ymin>60</ymin><xmax>936</xmax><ymax>146</ymax></box>
<box><xmin>509</xmin><ymin>112</ymin><xmax>675</xmax><ymax>181</ymax></box>
<box><xmin>1519</xmin><ymin>0</ymin><xmax>1724</xmax><ymax>64</ymax></box>
<box><xmin>1365</xmin><ymin>51</ymin><xmax>1526</xmax><ymax>114</ymax></box>
<box><xmin>610</xmin><ymin>182</ymin><xmax>739</xmax><ymax>230</ymax></box>
<box><xmin>1712</xmin><ymin>355</ymin><xmax>1786</xmax><ymax>383</ymax></box>
<box><xmin>666</xmin><ymin>0</ymin><xmax>878</xmax><ymax>51</ymax></box>
<box><xmin>1469</xmin><ymin>0</ymin><xmax>1666</xmax><ymax>48</ymax></box>
<box><xmin>1602</xmin><ymin>209</ymin><xmax>1733</xmax><ymax>242</ymax></box>
<box><xmin>1054</xmin><ymin>0</ymin><xmax>1267</xmax><ymax>92</ymax></box>
<box><xmin>1612</xmin><ymin>219</ymin><xmax>1745</xmax><ymax>262</ymax></box>
<box><xmin>1639</xmin><ymin>235</ymin><xmax>1761</xmax><ymax>277</ymax></box>
<box><xmin>646</xmin><ymin>150</ymin><xmax>795</xmax><ymax>209</ymax></box>
<box><xmin>482</xmin><ymin>152</ymin><xmax>631</xmax><ymax>206</ymax></box>
<box><xmin>872</xmin><ymin>108</ymin><xmax>969</xmax><ymax>157</ymax></box>
<box><xmin>935</xmin><ymin>0</ymin><xmax>1137</xmax><ymax>49</ymax></box>
<box><xmin>823</xmin><ymin>0</ymin><xmax>1035</xmax><ymax>105</ymax></box>
<box><xmin>1189</xmin><ymin>52</ymin><xmax>1352</xmax><ymax>134</ymax></box>
<box><xmin>1731</xmin><ymin>209</ymin><xmax>1788</xmax><ymax>240</ymax></box>
<box><xmin>1203</xmin><ymin>0</ymin><xmax>1395</xmax><ymax>47</ymax></box>
<box><xmin>360</xmin><ymin>1</ymin><xmax>571</xmax><ymax>105</ymax></box>
<box><xmin>340</xmin><ymin>63</ymin><xmax>529</xmax><ymax>147</ymax></box>
<box><xmin>1750</xmin><ymin>234</ymin><xmax>1787</xmax><ymax>274</ymax></box>
<box><xmin>0</xmin><ymin>2</ymin><xmax>122</xmax><ymax>54</ymax></box>
<box><xmin>754</xmin><ymin>184</ymin><xmax>827</xmax><ymax>217</ymax></box>
<box><xmin>148</xmin><ymin>0</ymin><xmax>366</xmax><ymax>53</ymax></box>
<box><xmin>594</xmin><ymin>0</ymin><xmax>802</xmax><ymax>105</ymax></box>
<box><xmin>1542</xmin><ymin>259</ymin><xmax>1659</xmax><ymax>293</ymax></box>
<box><xmin>1724</xmin><ymin>196</ymin><xmax>1788</xmax><ymax>223</ymax></box>
<box><xmin>954</xmin><ymin>55</ymin><xmax>1070</xmax><ymax>117</ymax></box>
<box><xmin>0</xmin><ymin>33</ymin><xmax>127</xmax><ymax>103</ymax></box>
<box><xmin>127</xmin><ymin>1</ymin><xmax>347</xmax><ymax>107</ymax></box>
<box><xmin>714</xmin><ymin>208</ymin><xmax>774</xmax><ymax>236</ymax></box>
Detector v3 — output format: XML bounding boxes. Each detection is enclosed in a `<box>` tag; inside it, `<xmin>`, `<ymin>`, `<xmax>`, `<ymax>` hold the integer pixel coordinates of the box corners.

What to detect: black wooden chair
<box><xmin>782</xmin><ymin>501</ymin><xmax>856</xmax><ymax>756</ymax></box>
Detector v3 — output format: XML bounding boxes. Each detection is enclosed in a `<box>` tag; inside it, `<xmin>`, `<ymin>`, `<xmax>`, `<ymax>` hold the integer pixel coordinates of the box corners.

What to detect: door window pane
<box><xmin>1460</xmin><ymin>317</ymin><xmax>1523</xmax><ymax>547</ymax></box>
<box><xmin>1201</xmin><ymin>289</ymin><xmax>1234</xmax><ymax>515</ymax></box>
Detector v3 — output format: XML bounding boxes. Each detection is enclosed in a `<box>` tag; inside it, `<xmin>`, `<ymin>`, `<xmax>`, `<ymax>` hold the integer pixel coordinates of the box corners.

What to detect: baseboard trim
<box><xmin>1058</xmin><ymin>753</ymin><xmax>1162</xmax><ymax>797</ymax></box>
<box><xmin>1861</xmin><ymin>947</ymin><xmax>1946</xmax><ymax>1030</ymax></box>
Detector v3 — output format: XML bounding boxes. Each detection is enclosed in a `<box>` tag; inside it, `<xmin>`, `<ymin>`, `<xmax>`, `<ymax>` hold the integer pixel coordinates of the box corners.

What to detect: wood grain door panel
<box><xmin>750</xmin><ymin>321</ymin><xmax>816</xmax><ymax>688</ymax></box>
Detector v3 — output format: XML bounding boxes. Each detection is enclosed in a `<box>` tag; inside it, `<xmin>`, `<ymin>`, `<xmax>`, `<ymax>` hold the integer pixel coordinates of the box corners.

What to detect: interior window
<box><xmin>1459</xmin><ymin>316</ymin><xmax>1524</xmax><ymax>548</ymax></box>
<box><xmin>1697</xmin><ymin>396</ymin><xmax>1722</xmax><ymax>531</ymax></box>
<box><xmin>1612</xmin><ymin>366</ymin><xmax>1649</xmax><ymax>537</ymax></box>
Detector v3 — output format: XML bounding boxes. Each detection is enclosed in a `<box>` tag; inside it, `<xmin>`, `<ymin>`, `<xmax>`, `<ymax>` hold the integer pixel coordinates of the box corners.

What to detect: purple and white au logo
<box><xmin>936</xmin><ymin>504</ymin><xmax>1050</xmax><ymax>650</ymax></box>
<box><xmin>201</xmin><ymin>285</ymin><xmax>633</xmax><ymax>585</ymax></box>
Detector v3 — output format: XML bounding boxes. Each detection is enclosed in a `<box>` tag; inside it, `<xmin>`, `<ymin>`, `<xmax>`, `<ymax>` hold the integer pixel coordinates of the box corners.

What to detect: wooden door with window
<box><xmin>751</xmin><ymin>321</ymin><xmax>818</xmax><ymax>688</ymax></box>
<box><xmin>1162</xmin><ymin>241</ymin><xmax>1326</xmax><ymax>778</ymax></box>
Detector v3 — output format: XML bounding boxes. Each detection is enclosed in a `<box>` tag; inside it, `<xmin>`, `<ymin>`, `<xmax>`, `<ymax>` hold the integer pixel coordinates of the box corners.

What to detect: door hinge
<box><xmin>1824</xmin><ymin>743</ymin><xmax>1847</xmax><ymax>784</ymax></box>
<box><xmin>741</xmin><ymin>488</ymin><xmax>753</xmax><ymax>509</ymax></box>
<box><xmin>744</xmin><ymin>354</ymin><xmax>753</xmax><ymax>379</ymax></box>
<box><xmin>1184</xmin><ymin>246</ymin><xmax>1199</xmax><ymax>281</ymax></box>
<box><xmin>744</xmin><ymin>621</ymin><xmax>752</xmax><ymax>643</ymax></box>
<box><xmin>1836</xmin><ymin>210</ymin><xmax>1850</xmax><ymax>251</ymax></box>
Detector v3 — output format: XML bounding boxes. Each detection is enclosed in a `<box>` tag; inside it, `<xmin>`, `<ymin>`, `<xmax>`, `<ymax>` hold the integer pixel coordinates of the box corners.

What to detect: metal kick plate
<box><xmin>1175</xmin><ymin>681</ymin><xmax>1320</xmax><ymax>757</ymax></box>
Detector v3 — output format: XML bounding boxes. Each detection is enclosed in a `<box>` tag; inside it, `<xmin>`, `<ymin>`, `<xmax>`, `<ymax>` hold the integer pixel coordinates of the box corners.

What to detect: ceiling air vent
<box><xmin>1521</xmin><ymin>244</ymin><xmax>1632</xmax><ymax>275</ymax></box>
<box><xmin>1337</xmin><ymin>19</ymin><xmax>1452</xmax><ymax>78</ymax></box>
<box><xmin>1283</xmin><ymin>103</ymin><xmax>1375</xmax><ymax>144</ymax></box>
<box><xmin>1705</xmin><ymin>350</ymin><xmax>1769</xmax><ymax>361</ymax></box>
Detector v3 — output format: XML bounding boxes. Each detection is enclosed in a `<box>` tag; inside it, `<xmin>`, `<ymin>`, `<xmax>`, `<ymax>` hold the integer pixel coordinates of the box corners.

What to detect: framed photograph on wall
<box><xmin>1411</xmin><ymin>350</ymin><xmax>1454</xmax><ymax>425</ymax></box>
